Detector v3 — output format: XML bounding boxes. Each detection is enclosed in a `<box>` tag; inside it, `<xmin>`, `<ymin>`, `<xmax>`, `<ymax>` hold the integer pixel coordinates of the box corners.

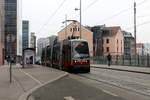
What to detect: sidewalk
<box><xmin>0</xmin><ymin>64</ymin><xmax>67</xmax><ymax>100</ymax></box>
<box><xmin>91</xmin><ymin>64</ymin><xmax>150</xmax><ymax>74</ymax></box>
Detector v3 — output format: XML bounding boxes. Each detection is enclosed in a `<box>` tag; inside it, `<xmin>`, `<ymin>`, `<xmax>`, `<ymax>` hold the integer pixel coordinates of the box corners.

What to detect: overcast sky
<box><xmin>23</xmin><ymin>0</ymin><xmax>150</xmax><ymax>43</ymax></box>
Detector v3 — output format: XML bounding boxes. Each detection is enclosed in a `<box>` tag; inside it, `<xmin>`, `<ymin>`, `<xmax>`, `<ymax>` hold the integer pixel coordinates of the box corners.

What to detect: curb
<box><xmin>92</xmin><ymin>66</ymin><xmax>150</xmax><ymax>74</ymax></box>
<box><xmin>18</xmin><ymin>72</ymin><xmax>68</xmax><ymax>100</ymax></box>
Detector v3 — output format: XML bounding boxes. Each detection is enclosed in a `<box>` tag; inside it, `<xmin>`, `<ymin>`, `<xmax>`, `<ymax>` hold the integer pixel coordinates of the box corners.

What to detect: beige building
<box><xmin>58</xmin><ymin>21</ymin><xmax>93</xmax><ymax>56</ymax></box>
<box><xmin>136</xmin><ymin>43</ymin><xmax>144</xmax><ymax>55</ymax></box>
<box><xmin>102</xmin><ymin>26</ymin><xmax>124</xmax><ymax>56</ymax></box>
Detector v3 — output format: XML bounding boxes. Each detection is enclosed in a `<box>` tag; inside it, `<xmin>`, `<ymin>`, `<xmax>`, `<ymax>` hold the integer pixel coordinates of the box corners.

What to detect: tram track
<box><xmin>91</xmin><ymin>65</ymin><xmax>150</xmax><ymax>75</ymax></box>
<box><xmin>76</xmin><ymin>73</ymin><xmax>150</xmax><ymax>97</ymax></box>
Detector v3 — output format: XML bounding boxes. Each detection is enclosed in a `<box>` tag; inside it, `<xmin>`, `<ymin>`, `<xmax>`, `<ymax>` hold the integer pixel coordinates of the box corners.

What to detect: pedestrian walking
<box><xmin>107</xmin><ymin>53</ymin><xmax>112</xmax><ymax>66</ymax></box>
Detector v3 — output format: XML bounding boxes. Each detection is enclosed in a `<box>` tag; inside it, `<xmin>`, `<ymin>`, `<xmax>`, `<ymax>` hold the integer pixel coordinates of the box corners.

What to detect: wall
<box><xmin>103</xmin><ymin>30</ymin><xmax>124</xmax><ymax>56</ymax></box>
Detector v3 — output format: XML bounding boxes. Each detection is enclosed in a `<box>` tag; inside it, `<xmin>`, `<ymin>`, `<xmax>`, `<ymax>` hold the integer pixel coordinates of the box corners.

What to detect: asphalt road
<box><xmin>71</xmin><ymin>67</ymin><xmax>150</xmax><ymax>100</ymax></box>
<box><xmin>90</xmin><ymin>67</ymin><xmax>150</xmax><ymax>96</ymax></box>
<box><xmin>29</xmin><ymin>67</ymin><xmax>150</xmax><ymax>100</ymax></box>
<box><xmin>29</xmin><ymin>76</ymin><xmax>125</xmax><ymax>100</ymax></box>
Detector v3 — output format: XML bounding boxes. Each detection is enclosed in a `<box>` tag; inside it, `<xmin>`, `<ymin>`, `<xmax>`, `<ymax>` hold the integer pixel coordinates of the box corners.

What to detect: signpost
<box><xmin>7</xmin><ymin>34</ymin><xmax>15</xmax><ymax>83</ymax></box>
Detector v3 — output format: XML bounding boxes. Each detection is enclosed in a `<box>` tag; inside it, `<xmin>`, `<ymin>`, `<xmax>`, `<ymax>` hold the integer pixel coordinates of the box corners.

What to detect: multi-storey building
<box><xmin>136</xmin><ymin>43</ymin><xmax>144</xmax><ymax>55</ymax></box>
<box><xmin>122</xmin><ymin>31</ymin><xmax>135</xmax><ymax>56</ymax></box>
<box><xmin>49</xmin><ymin>35</ymin><xmax>57</xmax><ymax>46</ymax></box>
<box><xmin>86</xmin><ymin>25</ymin><xmax>105</xmax><ymax>56</ymax></box>
<box><xmin>5</xmin><ymin>0</ymin><xmax>22</xmax><ymax>62</ymax></box>
<box><xmin>22</xmin><ymin>20</ymin><xmax>29</xmax><ymax>50</ymax></box>
<box><xmin>30</xmin><ymin>32</ymin><xmax>36</xmax><ymax>49</ymax></box>
<box><xmin>87</xmin><ymin>25</ymin><xmax>124</xmax><ymax>56</ymax></box>
<box><xmin>144</xmin><ymin>43</ymin><xmax>150</xmax><ymax>55</ymax></box>
<box><xmin>37</xmin><ymin>36</ymin><xmax>56</xmax><ymax>57</ymax></box>
<box><xmin>102</xmin><ymin>26</ymin><xmax>124</xmax><ymax>56</ymax></box>
<box><xmin>58</xmin><ymin>21</ymin><xmax>93</xmax><ymax>56</ymax></box>
<box><xmin>0</xmin><ymin>0</ymin><xmax>5</xmax><ymax>65</ymax></box>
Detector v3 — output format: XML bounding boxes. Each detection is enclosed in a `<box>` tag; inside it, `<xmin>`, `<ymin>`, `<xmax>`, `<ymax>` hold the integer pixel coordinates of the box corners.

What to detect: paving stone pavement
<box><xmin>0</xmin><ymin>64</ymin><xmax>67</xmax><ymax>100</ymax></box>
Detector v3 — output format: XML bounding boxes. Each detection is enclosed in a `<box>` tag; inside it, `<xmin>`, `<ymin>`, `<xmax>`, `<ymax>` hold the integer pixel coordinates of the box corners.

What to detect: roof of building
<box><xmin>103</xmin><ymin>26</ymin><xmax>121</xmax><ymax>35</ymax></box>
<box><xmin>58</xmin><ymin>21</ymin><xmax>93</xmax><ymax>34</ymax></box>
<box><xmin>136</xmin><ymin>43</ymin><xmax>144</xmax><ymax>46</ymax></box>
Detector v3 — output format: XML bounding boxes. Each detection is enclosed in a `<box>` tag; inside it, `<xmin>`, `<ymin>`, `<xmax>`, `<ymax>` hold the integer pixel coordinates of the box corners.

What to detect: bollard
<box><xmin>129</xmin><ymin>55</ymin><xmax>131</xmax><ymax>66</ymax></box>
<box><xmin>122</xmin><ymin>55</ymin><xmax>124</xmax><ymax>65</ymax></box>
<box><xmin>147</xmin><ymin>54</ymin><xmax>149</xmax><ymax>67</ymax></box>
<box><xmin>9</xmin><ymin>57</ymin><xmax>12</xmax><ymax>83</ymax></box>
<box><xmin>138</xmin><ymin>55</ymin><xmax>139</xmax><ymax>66</ymax></box>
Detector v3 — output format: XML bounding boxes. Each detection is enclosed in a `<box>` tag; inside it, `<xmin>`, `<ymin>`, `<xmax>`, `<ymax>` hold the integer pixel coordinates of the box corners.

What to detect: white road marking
<box><xmin>102</xmin><ymin>89</ymin><xmax>118</xmax><ymax>97</ymax></box>
<box><xmin>64</xmin><ymin>96</ymin><xmax>75</xmax><ymax>100</ymax></box>
<box><xmin>19</xmin><ymin>69</ymin><xmax>42</xmax><ymax>85</ymax></box>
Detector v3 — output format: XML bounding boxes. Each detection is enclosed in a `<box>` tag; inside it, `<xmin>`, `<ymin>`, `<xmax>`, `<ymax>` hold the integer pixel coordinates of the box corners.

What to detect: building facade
<box><xmin>122</xmin><ymin>31</ymin><xmax>135</xmax><ymax>56</ymax></box>
<box><xmin>5</xmin><ymin>0</ymin><xmax>22</xmax><ymax>62</ymax></box>
<box><xmin>37</xmin><ymin>35</ymin><xmax>56</xmax><ymax>57</ymax></box>
<box><xmin>22</xmin><ymin>20</ymin><xmax>29</xmax><ymax>50</ymax></box>
<box><xmin>86</xmin><ymin>25</ymin><xmax>105</xmax><ymax>56</ymax></box>
<box><xmin>102</xmin><ymin>27</ymin><xmax>124</xmax><ymax>56</ymax></box>
<box><xmin>136</xmin><ymin>43</ymin><xmax>144</xmax><ymax>55</ymax></box>
<box><xmin>30</xmin><ymin>32</ymin><xmax>36</xmax><ymax>49</ymax></box>
<box><xmin>0</xmin><ymin>0</ymin><xmax>5</xmax><ymax>65</ymax></box>
<box><xmin>58</xmin><ymin>21</ymin><xmax>93</xmax><ymax>56</ymax></box>
<box><xmin>144</xmin><ymin>43</ymin><xmax>150</xmax><ymax>55</ymax></box>
<box><xmin>88</xmin><ymin>25</ymin><xmax>124</xmax><ymax>56</ymax></box>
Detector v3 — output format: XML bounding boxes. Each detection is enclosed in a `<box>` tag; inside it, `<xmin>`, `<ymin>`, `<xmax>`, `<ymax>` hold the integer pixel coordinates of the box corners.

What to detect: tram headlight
<box><xmin>86</xmin><ymin>60</ymin><xmax>90</xmax><ymax>63</ymax></box>
<box><xmin>73</xmin><ymin>60</ymin><xmax>77</xmax><ymax>63</ymax></box>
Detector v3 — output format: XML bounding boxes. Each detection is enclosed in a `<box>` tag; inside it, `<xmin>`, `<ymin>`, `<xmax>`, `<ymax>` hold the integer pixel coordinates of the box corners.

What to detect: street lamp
<box><xmin>75</xmin><ymin>0</ymin><xmax>82</xmax><ymax>39</ymax></box>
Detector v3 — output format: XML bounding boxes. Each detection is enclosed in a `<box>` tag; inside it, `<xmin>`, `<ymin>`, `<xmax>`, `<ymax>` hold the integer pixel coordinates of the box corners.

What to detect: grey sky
<box><xmin>23</xmin><ymin>0</ymin><xmax>150</xmax><ymax>43</ymax></box>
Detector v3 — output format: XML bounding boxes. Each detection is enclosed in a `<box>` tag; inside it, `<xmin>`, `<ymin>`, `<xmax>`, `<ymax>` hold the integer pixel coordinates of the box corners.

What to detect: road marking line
<box><xmin>19</xmin><ymin>69</ymin><xmax>42</xmax><ymax>85</ymax></box>
<box><xmin>64</xmin><ymin>96</ymin><xmax>75</xmax><ymax>100</ymax></box>
<box><xmin>102</xmin><ymin>89</ymin><xmax>118</xmax><ymax>97</ymax></box>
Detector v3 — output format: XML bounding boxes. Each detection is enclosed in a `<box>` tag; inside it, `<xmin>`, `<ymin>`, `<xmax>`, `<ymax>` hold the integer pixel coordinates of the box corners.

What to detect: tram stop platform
<box><xmin>0</xmin><ymin>64</ymin><xmax>68</xmax><ymax>100</ymax></box>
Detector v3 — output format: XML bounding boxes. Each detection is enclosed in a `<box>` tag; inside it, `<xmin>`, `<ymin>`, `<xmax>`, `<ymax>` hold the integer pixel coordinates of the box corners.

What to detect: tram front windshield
<box><xmin>72</xmin><ymin>41</ymin><xmax>89</xmax><ymax>58</ymax></box>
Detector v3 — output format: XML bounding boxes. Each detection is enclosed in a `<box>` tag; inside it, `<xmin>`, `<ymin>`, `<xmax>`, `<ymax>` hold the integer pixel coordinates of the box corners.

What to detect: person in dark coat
<box><xmin>107</xmin><ymin>53</ymin><xmax>112</xmax><ymax>66</ymax></box>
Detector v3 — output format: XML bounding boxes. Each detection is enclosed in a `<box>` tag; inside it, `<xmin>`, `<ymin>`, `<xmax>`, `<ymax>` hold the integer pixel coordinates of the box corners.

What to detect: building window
<box><xmin>106</xmin><ymin>47</ymin><xmax>109</xmax><ymax>52</ymax></box>
<box><xmin>78</xmin><ymin>27</ymin><xmax>80</xmax><ymax>31</ymax></box>
<box><xmin>121</xmin><ymin>47</ymin><xmax>122</xmax><ymax>53</ymax></box>
<box><xmin>70</xmin><ymin>28</ymin><xmax>72</xmax><ymax>32</ymax></box>
<box><xmin>106</xmin><ymin>39</ymin><xmax>109</xmax><ymax>44</ymax></box>
<box><xmin>117</xmin><ymin>47</ymin><xmax>118</xmax><ymax>53</ymax></box>
<box><xmin>73</xmin><ymin>27</ymin><xmax>77</xmax><ymax>32</ymax></box>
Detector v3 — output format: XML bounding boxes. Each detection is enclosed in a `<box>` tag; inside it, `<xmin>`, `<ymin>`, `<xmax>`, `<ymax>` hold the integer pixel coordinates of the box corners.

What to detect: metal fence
<box><xmin>91</xmin><ymin>54</ymin><xmax>150</xmax><ymax>67</ymax></box>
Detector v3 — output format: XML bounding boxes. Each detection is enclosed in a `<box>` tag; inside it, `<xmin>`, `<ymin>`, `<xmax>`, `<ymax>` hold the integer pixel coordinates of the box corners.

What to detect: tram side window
<box><xmin>62</xmin><ymin>44</ymin><xmax>71</xmax><ymax>65</ymax></box>
<box><xmin>52</xmin><ymin>49</ymin><xmax>56</xmax><ymax>62</ymax></box>
<box><xmin>47</xmin><ymin>47</ymin><xmax>51</xmax><ymax>60</ymax></box>
<box><xmin>62</xmin><ymin>45</ymin><xmax>67</xmax><ymax>64</ymax></box>
<box><xmin>68</xmin><ymin>45</ymin><xmax>71</xmax><ymax>63</ymax></box>
<box><xmin>56</xmin><ymin>46</ymin><xmax>60</xmax><ymax>63</ymax></box>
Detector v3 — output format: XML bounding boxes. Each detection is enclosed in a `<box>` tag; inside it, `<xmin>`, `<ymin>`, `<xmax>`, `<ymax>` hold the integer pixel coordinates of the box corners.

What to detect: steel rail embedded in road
<box><xmin>77</xmin><ymin>74</ymin><xmax>150</xmax><ymax>97</ymax></box>
<box><xmin>91</xmin><ymin>66</ymin><xmax>150</xmax><ymax>75</ymax></box>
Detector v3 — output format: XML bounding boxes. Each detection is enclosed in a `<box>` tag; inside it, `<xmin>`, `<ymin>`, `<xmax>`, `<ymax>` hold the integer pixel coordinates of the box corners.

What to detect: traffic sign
<box><xmin>7</xmin><ymin>34</ymin><xmax>15</xmax><ymax>42</ymax></box>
